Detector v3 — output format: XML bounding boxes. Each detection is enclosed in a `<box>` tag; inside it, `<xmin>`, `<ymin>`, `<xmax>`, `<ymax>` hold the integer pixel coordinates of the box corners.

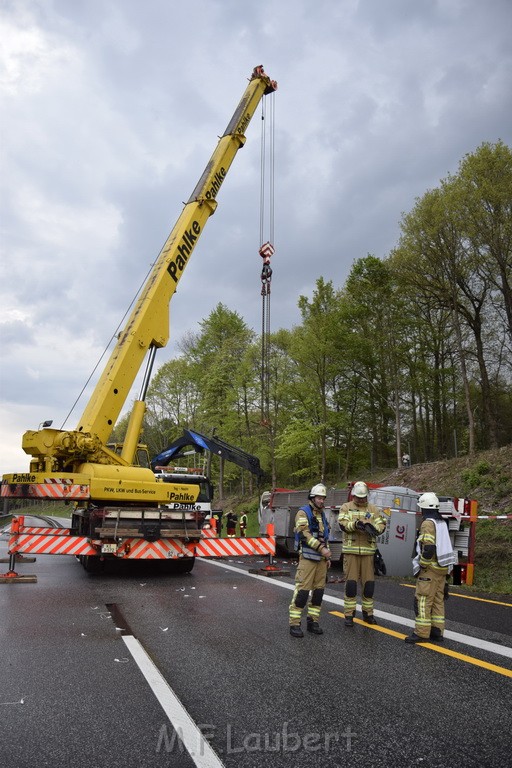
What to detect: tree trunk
<box><xmin>451</xmin><ymin>307</ymin><xmax>475</xmax><ymax>455</ymax></box>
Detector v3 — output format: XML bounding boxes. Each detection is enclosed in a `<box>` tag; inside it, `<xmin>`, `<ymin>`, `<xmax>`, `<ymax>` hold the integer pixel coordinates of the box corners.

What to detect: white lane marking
<box><xmin>201</xmin><ymin>559</ymin><xmax>512</xmax><ymax>661</ymax></box>
<box><xmin>122</xmin><ymin>634</ymin><xmax>225</xmax><ymax>768</ymax></box>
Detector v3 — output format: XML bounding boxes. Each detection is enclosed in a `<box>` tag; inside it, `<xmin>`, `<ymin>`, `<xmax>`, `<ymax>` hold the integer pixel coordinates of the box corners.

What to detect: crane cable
<box><xmin>60</xmin><ymin>265</ymin><xmax>155</xmax><ymax>430</ymax></box>
<box><xmin>259</xmin><ymin>92</ymin><xmax>276</xmax><ymax>427</ymax></box>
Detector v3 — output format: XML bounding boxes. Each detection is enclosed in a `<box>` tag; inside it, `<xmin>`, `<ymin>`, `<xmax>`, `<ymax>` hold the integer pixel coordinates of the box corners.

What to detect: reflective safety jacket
<box><xmin>413</xmin><ymin>517</ymin><xmax>456</xmax><ymax>575</ymax></box>
<box><xmin>295</xmin><ymin>504</ymin><xmax>329</xmax><ymax>562</ymax></box>
<box><xmin>338</xmin><ymin>502</ymin><xmax>386</xmax><ymax>555</ymax></box>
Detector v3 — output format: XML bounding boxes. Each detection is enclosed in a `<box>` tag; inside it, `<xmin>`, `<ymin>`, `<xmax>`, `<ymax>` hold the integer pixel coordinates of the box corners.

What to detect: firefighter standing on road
<box><xmin>212</xmin><ymin>510</ymin><xmax>223</xmax><ymax>537</ymax></box>
<box><xmin>338</xmin><ymin>481</ymin><xmax>386</xmax><ymax>626</ymax></box>
<box><xmin>226</xmin><ymin>511</ymin><xmax>237</xmax><ymax>537</ymax></box>
<box><xmin>405</xmin><ymin>492</ymin><xmax>456</xmax><ymax>644</ymax></box>
<box><xmin>289</xmin><ymin>484</ymin><xmax>331</xmax><ymax>638</ymax></box>
<box><xmin>239</xmin><ymin>511</ymin><xmax>248</xmax><ymax>537</ymax></box>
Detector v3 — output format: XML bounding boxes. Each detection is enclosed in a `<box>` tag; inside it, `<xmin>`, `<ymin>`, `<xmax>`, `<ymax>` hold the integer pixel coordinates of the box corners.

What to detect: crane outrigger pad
<box><xmin>0</xmin><ymin>572</ymin><xmax>38</xmax><ymax>583</ymax></box>
<box><xmin>0</xmin><ymin>551</ymin><xmax>37</xmax><ymax>583</ymax></box>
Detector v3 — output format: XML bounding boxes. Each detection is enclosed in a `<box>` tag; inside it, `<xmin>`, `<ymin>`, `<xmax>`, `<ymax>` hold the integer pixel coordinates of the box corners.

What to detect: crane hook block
<box><xmin>259</xmin><ymin>242</ymin><xmax>275</xmax><ymax>260</ymax></box>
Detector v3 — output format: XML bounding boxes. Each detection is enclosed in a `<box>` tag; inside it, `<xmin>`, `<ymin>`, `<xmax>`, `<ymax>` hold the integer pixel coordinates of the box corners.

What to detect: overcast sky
<box><xmin>1</xmin><ymin>0</ymin><xmax>511</xmax><ymax>473</ymax></box>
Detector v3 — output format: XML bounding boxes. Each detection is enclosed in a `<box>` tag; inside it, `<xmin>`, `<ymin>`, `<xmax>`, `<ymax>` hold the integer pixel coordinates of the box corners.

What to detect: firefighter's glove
<box><xmin>443</xmin><ymin>582</ymin><xmax>450</xmax><ymax>601</ymax></box>
<box><xmin>363</xmin><ymin>523</ymin><xmax>379</xmax><ymax>538</ymax></box>
<box><xmin>355</xmin><ymin>521</ymin><xmax>366</xmax><ymax>532</ymax></box>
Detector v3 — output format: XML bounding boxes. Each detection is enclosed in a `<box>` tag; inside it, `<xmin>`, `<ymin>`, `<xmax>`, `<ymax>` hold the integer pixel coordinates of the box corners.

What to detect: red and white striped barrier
<box><xmin>116</xmin><ymin>538</ymin><xmax>195</xmax><ymax>560</ymax></box>
<box><xmin>7</xmin><ymin>516</ymin><xmax>276</xmax><ymax>561</ymax></box>
<box><xmin>460</xmin><ymin>515</ymin><xmax>512</xmax><ymax>520</ymax></box>
<box><xmin>1</xmin><ymin>483</ymin><xmax>89</xmax><ymax>500</ymax></box>
<box><xmin>401</xmin><ymin>511</ymin><xmax>511</xmax><ymax>520</ymax></box>
<box><xmin>195</xmin><ymin>536</ymin><xmax>275</xmax><ymax>558</ymax></box>
<box><xmin>10</xmin><ymin>532</ymin><xmax>97</xmax><ymax>557</ymax></box>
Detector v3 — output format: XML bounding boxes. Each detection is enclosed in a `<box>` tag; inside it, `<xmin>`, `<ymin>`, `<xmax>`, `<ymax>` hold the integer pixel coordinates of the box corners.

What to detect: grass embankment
<box><xmin>472</xmin><ymin>520</ymin><xmax>512</xmax><ymax>594</ymax></box>
<box><xmin>372</xmin><ymin>444</ymin><xmax>512</xmax><ymax>594</ymax></box>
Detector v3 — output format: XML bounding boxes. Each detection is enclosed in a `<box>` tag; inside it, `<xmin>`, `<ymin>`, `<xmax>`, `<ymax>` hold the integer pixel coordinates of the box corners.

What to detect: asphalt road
<box><xmin>1</xmin><ymin>534</ymin><xmax>511</xmax><ymax>768</ymax></box>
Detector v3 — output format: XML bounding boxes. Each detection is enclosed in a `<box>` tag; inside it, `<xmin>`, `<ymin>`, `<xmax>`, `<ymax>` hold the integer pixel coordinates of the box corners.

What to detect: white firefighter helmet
<box><xmin>418</xmin><ymin>491</ymin><xmax>440</xmax><ymax>510</ymax></box>
<box><xmin>352</xmin><ymin>481</ymin><xmax>368</xmax><ymax>498</ymax></box>
<box><xmin>309</xmin><ymin>483</ymin><xmax>327</xmax><ymax>498</ymax></box>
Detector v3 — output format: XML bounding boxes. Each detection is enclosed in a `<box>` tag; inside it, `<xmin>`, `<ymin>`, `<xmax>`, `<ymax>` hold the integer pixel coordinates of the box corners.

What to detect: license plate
<box><xmin>101</xmin><ymin>543</ymin><xmax>117</xmax><ymax>554</ymax></box>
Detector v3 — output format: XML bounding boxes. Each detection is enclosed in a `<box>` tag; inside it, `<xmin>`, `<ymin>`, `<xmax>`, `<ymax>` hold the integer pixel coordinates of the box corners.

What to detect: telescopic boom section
<box><xmin>78</xmin><ymin>66</ymin><xmax>276</xmax><ymax>443</ymax></box>
<box><xmin>19</xmin><ymin>66</ymin><xmax>277</xmax><ymax>471</ymax></box>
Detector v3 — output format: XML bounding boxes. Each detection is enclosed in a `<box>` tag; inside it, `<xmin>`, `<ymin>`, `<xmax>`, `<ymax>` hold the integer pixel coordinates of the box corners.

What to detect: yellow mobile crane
<box><xmin>2</xmin><ymin>66</ymin><xmax>277</xmax><ymax>574</ymax></box>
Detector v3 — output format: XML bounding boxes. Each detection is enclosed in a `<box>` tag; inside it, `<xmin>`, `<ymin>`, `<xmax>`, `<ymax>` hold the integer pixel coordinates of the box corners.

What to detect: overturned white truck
<box><xmin>259</xmin><ymin>487</ymin><xmax>349</xmax><ymax>564</ymax></box>
<box><xmin>259</xmin><ymin>485</ymin><xmax>474</xmax><ymax>580</ymax></box>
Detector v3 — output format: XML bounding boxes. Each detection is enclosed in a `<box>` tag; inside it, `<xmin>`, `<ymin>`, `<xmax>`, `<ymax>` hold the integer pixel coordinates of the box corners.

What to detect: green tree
<box><xmin>183</xmin><ymin>303</ymin><xmax>255</xmax><ymax>495</ymax></box>
<box><xmin>285</xmin><ymin>278</ymin><xmax>346</xmax><ymax>480</ymax></box>
<box><xmin>145</xmin><ymin>357</ymin><xmax>201</xmax><ymax>453</ymax></box>
<box><xmin>392</xmin><ymin>141</ymin><xmax>512</xmax><ymax>454</ymax></box>
<box><xmin>454</xmin><ymin>141</ymin><xmax>512</xmax><ymax>343</ymax></box>
<box><xmin>341</xmin><ymin>255</ymin><xmax>408</xmax><ymax>470</ymax></box>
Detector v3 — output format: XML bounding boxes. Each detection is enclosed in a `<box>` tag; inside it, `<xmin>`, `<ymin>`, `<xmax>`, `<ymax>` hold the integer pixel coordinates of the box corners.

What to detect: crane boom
<box><xmin>4</xmin><ymin>66</ymin><xmax>277</xmax><ymax>485</ymax></box>
<box><xmin>78</xmin><ymin>66</ymin><xmax>277</xmax><ymax>444</ymax></box>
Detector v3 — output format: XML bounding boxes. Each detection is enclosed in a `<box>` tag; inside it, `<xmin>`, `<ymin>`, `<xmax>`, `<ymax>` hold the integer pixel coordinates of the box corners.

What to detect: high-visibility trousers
<box><xmin>414</xmin><ymin>566</ymin><xmax>447</xmax><ymax>638</ymax></box>
<box><xmin>343</xmin><ymin>553</ymin><xmax>375</xmax><ymax>617</ymax></box>
<box><xmin>289</xmin><ymin>556</ymin><xmax>328</xmax><ymax>626</ymax></box>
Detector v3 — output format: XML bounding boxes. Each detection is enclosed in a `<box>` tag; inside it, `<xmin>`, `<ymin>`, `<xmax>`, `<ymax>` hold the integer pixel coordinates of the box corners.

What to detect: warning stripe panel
<box><xmin>9</xmin><ymin>533</ymin><xmax>96</xmax><ymax>556</ymax></box>
<box><xmin>8</xmin><ymin>532</ymin><xmax>275</xmax><ymax>559</ymax></box>
<box><xmin>121</xmin><ymin>538</ymin><xmax>195</xmax><ymax>560</ymax></box>
<box><xmin>196</xmin><ymin>536</ymin><xmax>275</xmax><ymax>558</ymax></box>
<box><xmin>15</xmin><ymin>527</ymin><xmax>71</xmax><ymax>536</ymax></box>
<box><xmin>44</xmin><ymin>477</ymin><xmax>76</xmax><ymax>484</ymax></box>
<box><xmin>31</xmin><ymin>484</ymin><xmax>90</xmax><ymax>499</ymax></box>
<box><xmin>201</xmin><ymin>528</ymin><xmax>218</xmax><ymax>538</ymax></box>
<box><xmin>1</xmin><ymin>483</ymin><xmax>89</xmax><ymax>499</ymax></box>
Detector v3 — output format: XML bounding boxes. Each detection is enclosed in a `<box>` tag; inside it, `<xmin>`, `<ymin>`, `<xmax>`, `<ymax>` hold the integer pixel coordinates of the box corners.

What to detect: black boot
<box><xmin>344</xmin><ymin>615</ymin><xmax>354</xmax><ymax>627</ymax></box>
<box><xmin>290</xmin><ymin>625</ymin><xmax>304</xmax><ymax>638</ymax></box>
<box><xmin>405</xmin><ymin>632</ymin><xmax>428</xmax><ymax>644</ymax></box>
<box><xmin>429</xmin><ymin>627</ymin><xmax>444</xmax><ymax>641</ymax></box>
<box><xmin>362</xmin><ymin>612</ymin><xmax>377</xmax><ymax>624</ymax></box>
<box><xmin>307</xmin><ymin>618</ymin><xmax>324</xmax><ymax>635</ymax></box>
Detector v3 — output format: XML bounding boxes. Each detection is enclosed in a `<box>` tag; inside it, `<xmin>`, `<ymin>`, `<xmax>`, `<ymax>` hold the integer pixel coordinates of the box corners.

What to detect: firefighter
<box><xmin>338</xmin><ymin>481</ymin><xmax>386</xmax><ymax>626</ymax></box>
<box><xmin>212</xmin><ymin>509</ymin><xmax>223</xmax><ymax>537</ymax></box>
<box><xmin>226</xmin><ymin>511</ymin><xmax>237</xmax><ymax>537</ymax></box>
<box><xmin>405</xmin><ymin>492</ymin><xmax>456</xmax><ymax>644</ymax></box>
<box><xmin>289</xmin><ymin>483</ymin><xmax>331</xmax><ymax>637</ymax></box>
<box><xmin>239</xmin><ymin>510</ymin><xmax>248</xmax><ymax>537</ymax></box>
